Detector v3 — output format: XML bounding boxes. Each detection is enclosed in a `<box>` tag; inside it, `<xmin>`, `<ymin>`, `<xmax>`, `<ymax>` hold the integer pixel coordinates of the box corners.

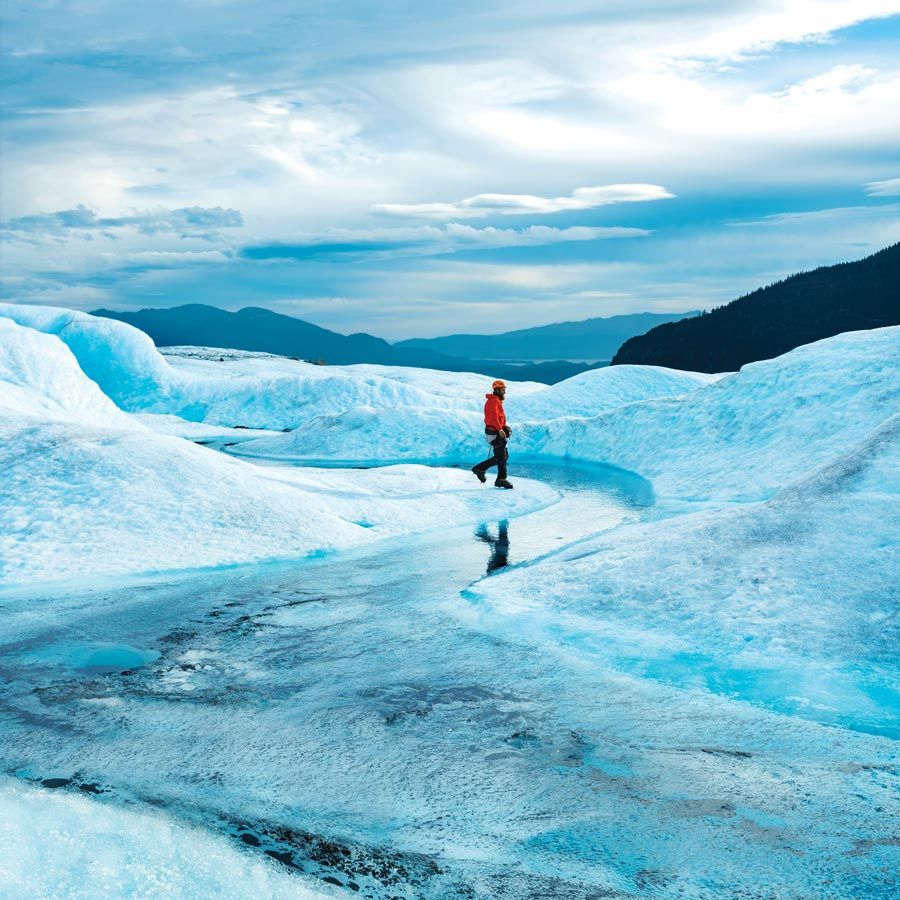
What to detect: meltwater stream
<box><xmin>1</xmin><ymin>463</ymin><xmax>896</xmax><ymax>898</ymax></box>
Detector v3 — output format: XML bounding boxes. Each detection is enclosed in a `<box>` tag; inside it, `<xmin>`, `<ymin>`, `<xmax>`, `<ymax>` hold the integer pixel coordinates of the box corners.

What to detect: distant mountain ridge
<box><xmin>396</xmin><ymin>311</ymin><xmax>697</xmax><ymax>361</ymax></box>
<box><xmin>91</xmin><ymin>304</ymin><xmax>607</xmax><ymax>384</ymax></box>
<box><xmin>612</xmin><ymin>244</ymin><xmax>900</xmax><ymax>373</ymax></box>
<box><xmin>94</xmin><ymin>304</ymin><xmax>436</xmax><ymax>366</ymax></box>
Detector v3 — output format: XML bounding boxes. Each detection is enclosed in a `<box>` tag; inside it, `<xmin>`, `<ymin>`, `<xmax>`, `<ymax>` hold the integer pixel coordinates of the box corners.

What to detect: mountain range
<box><xmin>612</xmin><ymin>243</ymin><xmax>900</xmax><ymax>372</ymax></box>
<box><xmin>92</xmin><ymin>306</ymin><xmax>692</xmax><ymax>384</ymax></box>
<box><xmin>395</xmin><ymin>311</ymin><xmax>695</xmax><ymax>361</ymax></box>
<box><xmin>92</xmin><ymin>244</ymin><xmax>897</xmax><ymax>382</ymax></box>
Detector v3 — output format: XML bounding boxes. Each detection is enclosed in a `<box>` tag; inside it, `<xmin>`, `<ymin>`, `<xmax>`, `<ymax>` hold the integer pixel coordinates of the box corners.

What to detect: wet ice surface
<box><xmin>1</xmin><ymin>463</ymin><xmax>897</xmax><ymax>898</ymax></box>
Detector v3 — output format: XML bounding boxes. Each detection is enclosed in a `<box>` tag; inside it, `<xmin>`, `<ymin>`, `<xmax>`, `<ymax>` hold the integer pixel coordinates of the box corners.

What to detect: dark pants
<box><xmin>474</xmin><ymin>436</ymin><xmax>508</xmax><ymax>480</ymax></box>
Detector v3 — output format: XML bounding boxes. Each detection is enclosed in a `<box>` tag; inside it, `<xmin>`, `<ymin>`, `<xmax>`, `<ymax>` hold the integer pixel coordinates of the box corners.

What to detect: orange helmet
<box><xmin>492</xmin><ymin>379</ymin><xmax>506</xmax><ymax>389</ymax></box>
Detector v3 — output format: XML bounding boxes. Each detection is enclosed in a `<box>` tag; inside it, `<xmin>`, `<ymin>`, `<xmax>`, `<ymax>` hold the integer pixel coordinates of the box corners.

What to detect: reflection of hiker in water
<box><xmin>472</xmin><ymin>379</ymin><xmax>514</xmax><ymax>489</ymax></box>
<box><xmin>475</xmin><ymin>520</ymin><xmax>510</xmax><ymax>573</ymax></box>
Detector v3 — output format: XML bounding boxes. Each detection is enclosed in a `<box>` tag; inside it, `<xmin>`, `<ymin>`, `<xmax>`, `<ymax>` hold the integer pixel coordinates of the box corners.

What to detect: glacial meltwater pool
<box><xmin>0</xmin><ymin>462</ymin><xmax>896</xmax><ymax>898</ymax></box>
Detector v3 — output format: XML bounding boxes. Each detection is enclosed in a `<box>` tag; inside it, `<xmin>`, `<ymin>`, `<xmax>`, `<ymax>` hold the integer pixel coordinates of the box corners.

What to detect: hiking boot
<box><xmin>471</xmin><ymin>466</ymin><xmax>487</xmax><ymax>483</ymax></box>
<box><xmin>494</xmin><ymin>478</ymin><xmax>514</xmax><ymax>489</ymax></box>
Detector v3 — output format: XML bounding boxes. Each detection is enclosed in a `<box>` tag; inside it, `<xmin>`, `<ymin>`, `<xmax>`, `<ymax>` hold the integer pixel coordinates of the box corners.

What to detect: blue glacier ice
<box><xmin>0</xmin><ymin>305</ymin><xmax>897</xmax><ymax>897</ymax></box>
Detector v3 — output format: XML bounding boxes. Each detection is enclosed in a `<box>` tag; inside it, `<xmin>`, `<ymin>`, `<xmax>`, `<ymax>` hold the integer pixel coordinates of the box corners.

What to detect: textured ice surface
<box><xmin>1</xmin><ymin>305</ymin><xmax>712</xmax><ymax>585</ymax></box>
<box><xmin>231</xmin><ymin>404</ymin><xmax>484</xmax><ymax>464</ymax></box>
<box><xmin>0</xmin><ymin>303</ymin><xmax>176</xmax><ymax>411</ymax></box>
<box><xmin>163</xmin><ymin>348</ymin><xmax>547</xmax><ymax>406</ymax></box>
<box><xmin>0</xmin><ymin>314</ymin><xmax>557</xmax><ymax>585</ymax></box>
<box><xmin>468</xmin><ymin>417</ymin><xmax>900</xmax><ymax>738</ymax></box>
<box><xmin>0</xmin><ymin>779</ymin><xmax>331</xmax><ymax>899</ymax></box>
<box><xmin>0</xmin><ymin>413</ymin><xmax>555</xmax><ymax>585</ymax></box>
<box><xmin>507</xmin><ymin>364</ymin><xmax>720</xmax><ymax>421</ymax></box>
<box><xmin>229</xmin><ymin>369</ymin><xmax>720</xmax><ymax>464</ymax></box>
<box><xmin>0</xmin><ymin>317</ymin><xmax>135</xmax><ymax>428</ymax></box>
<box><xmin>0</xmin><ymin>304</ymin><xmax>540</xmax><ymax>430</ymax></box>
<box><xmin>231</xmin><ymin>363</ymin><xmax>718</xmax><ymax>466</ymax></box>
<box><xmin>133</xmin><ymin>412</ymin><xmax>278</xmax><ymax>441</ymax></box>
<box><xmin>1</xmin><ymin>305</ymin><xmax>897</xmax><ymax>896</ymax></box>
<box><xmin>0</xmin><ymin>465</ymin><xmax>896</xmax><ymax>898</ymax></box>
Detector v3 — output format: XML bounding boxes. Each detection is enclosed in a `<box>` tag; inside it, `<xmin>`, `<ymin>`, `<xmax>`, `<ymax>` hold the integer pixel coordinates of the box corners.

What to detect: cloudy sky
<box><xmin>1</xmin><ymin>0</ymin><xmax>898</xmax><ymax>339</ymax></box>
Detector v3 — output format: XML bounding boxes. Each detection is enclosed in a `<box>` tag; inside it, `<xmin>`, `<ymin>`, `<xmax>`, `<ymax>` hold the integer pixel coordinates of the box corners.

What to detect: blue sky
<box><xmin>1</xmin><ymin>1</ymin><xmax>898</xmax><ymax>339</ymax></box>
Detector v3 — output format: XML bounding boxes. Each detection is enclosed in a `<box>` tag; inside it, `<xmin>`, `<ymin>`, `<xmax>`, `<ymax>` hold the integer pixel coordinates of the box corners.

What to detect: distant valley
<box><xmin>92</xmin><ymin>244</ymin><xmax>899</xmax><ymax>383</ymax></box>
<box><xmin>93</xmin><ymin>306</ymin><xmax>696</xmax><ymax>384</ymax></box>
<box><xmin>396</xmin><ymin>311</ymin><xmax>696</xmax><ymax>362</ymax></box>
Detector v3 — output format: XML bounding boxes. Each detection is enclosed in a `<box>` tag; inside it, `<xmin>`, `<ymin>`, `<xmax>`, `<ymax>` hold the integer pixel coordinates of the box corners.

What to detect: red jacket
<box><xmin>484</xmin><ymin>393</ymin><xmax>507</xmax><ymax>431</ymax></box>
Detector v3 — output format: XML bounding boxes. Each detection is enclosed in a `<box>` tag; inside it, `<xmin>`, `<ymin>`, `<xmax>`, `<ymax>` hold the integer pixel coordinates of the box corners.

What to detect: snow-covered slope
<box><xmin>0</xmin><ymin>305</ymin><xmax>717</xmax><ymax>436</ymax></box>
<box><xmin>163</xmin><ymin>349</ymin><xmax>546</xmax><ymax>406</ymax></box>
<box><xmin>237</xmin><ymin>327</ymin><xmax>899</xmax><ymax>503</ymax></box>
<box><xmin>517</xmin><ymin>326</ymin><xmax>900</xmax><ymax>500</ymax></box>
<box><xmin>1</xmin><ymin>304</ymin><xmax>896</xmax><ymax>894</ymax></box>
<box><xmin>0</xmin><ymin>302</ymin><xmax>176</xmax><ymax>411</ymax></box>
<box><xmin>0</xmin><ymin>317</ymin><xmax>555</xmax><ymax>586</ymax></box>
<box><xmin>467</xmin><ymin>413</ymin><xmax>900</xmax><ymax>735</ymax></box>
<box><xmin>0</xmin><ymin>421</ymin><xmax>554</xmax><ymax>586</ymax></box>
<box><xmin>231</xmin><ymin>405</ymin><xmax>483</xmax><ymax>463</ymax></box>
<box><xmin>2</xmin><ymin>303</ymin><xmax>897</xmax><ymax>586</ymax></box>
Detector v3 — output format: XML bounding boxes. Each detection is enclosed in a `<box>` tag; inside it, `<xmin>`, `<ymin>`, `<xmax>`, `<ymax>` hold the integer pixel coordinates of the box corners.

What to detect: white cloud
<box><xmin>773</xmin><ymin>64</ymin><xmax>878</xmax><ymax>98</ymax></box>
<box><xmin>2</xmin><ymin>205</ymin><xmax>243</xmax><ymax>237</ymax></box>
<box><xmin>0</xmin><ymin>84</ymin><xmax>379</xmax><ymax>226</ymax></box>
<box><xmin>865</xmin><ymin>177</ymin><xmax>900</xmax><ymax>196</ymax></box>
<box><xmin>246</xmin><ymin>223</ymin><xmax>650</xmax><ymax>261</ymax></box>
<box><xmin>440</xmin><ymin>223</ymin><xmax>648</xmax><ymax>246</ymax></box>
<box><xmin>729</xmin><ymin>203</ymin><xmax>900</xmax><ymax>229</ymax></box>
<box><xmin>659</xmin><ymin>0</ymin><xmax>900</xmax><ymax>64</ymax></box>
<box><xmin>373</xmin><ymin>184</ymin><xmax>673</xmax><ymax>219</ymax></box>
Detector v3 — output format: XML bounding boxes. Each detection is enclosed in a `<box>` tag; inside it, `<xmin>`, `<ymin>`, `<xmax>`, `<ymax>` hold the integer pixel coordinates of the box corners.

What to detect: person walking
<box><xmin>472</xmin><ymin>379</ymin><xmax>514</xmax><ymax>489</ymax></box>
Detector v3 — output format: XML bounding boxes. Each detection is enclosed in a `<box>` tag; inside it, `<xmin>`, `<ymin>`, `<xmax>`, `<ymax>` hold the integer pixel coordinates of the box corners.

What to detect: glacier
<box><xmin>0</xmin><ymin>303</ymin><xmax>897</xmax><ymax>898</ymax></box>
<box><xmin>0</xmin><ymin>316</ymin><xmax>557</xmax><ymax>585</ymax></box>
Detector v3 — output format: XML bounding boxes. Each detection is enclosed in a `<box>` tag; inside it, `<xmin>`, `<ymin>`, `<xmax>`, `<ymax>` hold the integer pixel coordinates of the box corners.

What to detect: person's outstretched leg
<box><xmin>473</xmin><ymin>434</ymin><xmax>503</xmax><ymax>482</ymax></box>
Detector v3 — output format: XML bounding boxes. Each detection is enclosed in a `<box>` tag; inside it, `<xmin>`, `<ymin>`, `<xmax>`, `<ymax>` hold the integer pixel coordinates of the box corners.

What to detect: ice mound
<box><xmin>0</xmin><ymin>778</ymin><xmax>330</xmax><ymax>898</ymax></box>
<box><xmin>0</xmin><ymin>317</ymin><xmax>134</xmax><ymax>428</ymax></box>
<box><xmin>0</xmin><ymin>302</ymin><xmax>176</xmax><ymax>410</ymax></box>
<box><xmin>517</xmin><ymin>326</ymin><xmax>900</xmax><ymax>500</ymax></box>
<box><xmin>2</xmin><ymin>302</ymin><xmax>896</xmax><ymax>584</ymax></box>
<box><xmin>166</xmin><ymin>351</ymin><xmax>545</xmax><ymax>409</ymax></box>
<box><xmin>0</xmin><ymin>418</ymin><xmax>353</xmax><ymax>585</ymax></box>
<box><xmin>343</xmin><ymin>362</ymin><xmax>546</xmax><ymax>404</ymax></box>
<box><xmin>233</xmin><ymin>405</ymin><xmax>483</xmax><ymax>463</ymax></box>
<box><xmin>234</xmin><ymin>366</ymin><xmax>721</xmax><ymax>464</ymax></box>
<box><xmin>234</xmin><ymin>328</ymin><xmax>898</xmax><ymax>492</ymax></box>
<box><xmin>0</xmin><ymin>304</ymin><xmax>539</xmax><ymax>430</ymax></box>
<box><xmin>0</xmin><ymin>305</ymin><xmax>716</xmax><ymax>437</ymax></box>
<box><xmin>507</xmin><ymin>364</ymin><xmax>721</xmax><ymax>421</ymax></box>
<box><xmin>132</xmin><ymin>413</ymin><xmax>277</xmax><ymax>441</ymax></box>
<box><xmin>159</xmin><ymin>348</ymin><xmax>468</xmax><ymax>430</ymax></box>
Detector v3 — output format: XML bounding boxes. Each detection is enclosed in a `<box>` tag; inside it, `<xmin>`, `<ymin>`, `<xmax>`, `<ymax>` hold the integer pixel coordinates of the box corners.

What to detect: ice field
<box><xmin>0</xmin><ymin>304</ymin><xmax>897</xmax><ymax>897</ymax></box>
